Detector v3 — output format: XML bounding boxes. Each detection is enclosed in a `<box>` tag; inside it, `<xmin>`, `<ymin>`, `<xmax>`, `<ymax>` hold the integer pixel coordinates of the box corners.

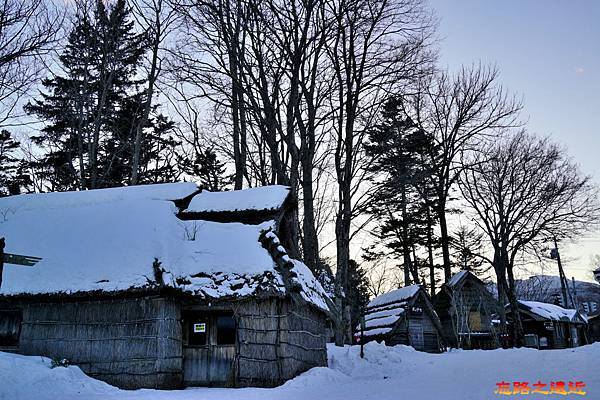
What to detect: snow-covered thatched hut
<box><xmin>0</xmin><ymin>183</ymin><xmax>330</xmax><ymax>389</ymax></box>
<box><xmin>355</xmin><ymin>285</ymin><xmax>444</xmax><ymax>353</ymax></box>
<box><xmin>506</xmin><ymin>300</ymin><xmax>589</xmax><ymax>349</ymax></box>
<box><xmin>432</xmin><ymin>271</ymin><xmax>501</xmax><ymax>349</ymax></box>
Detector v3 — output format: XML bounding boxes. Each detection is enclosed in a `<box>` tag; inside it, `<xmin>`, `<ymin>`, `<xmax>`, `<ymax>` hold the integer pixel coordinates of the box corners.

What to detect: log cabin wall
<box><xmin>13</xmin><ymin>296</ymin><xmax>182</xmax><ymax>389</ymax></box>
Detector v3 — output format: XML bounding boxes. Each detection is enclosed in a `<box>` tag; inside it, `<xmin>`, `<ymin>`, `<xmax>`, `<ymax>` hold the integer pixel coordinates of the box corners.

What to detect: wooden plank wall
<box><xmin>18</xmin><ymin>296</ymin><xmax>182</xmax><ymax>389</ymax></box>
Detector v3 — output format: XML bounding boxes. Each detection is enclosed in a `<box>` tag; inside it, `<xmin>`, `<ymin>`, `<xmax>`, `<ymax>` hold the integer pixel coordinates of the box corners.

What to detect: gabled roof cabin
<box><xmin>356</xmin><ymin>285</ymin><xmax>444</xmax><ymax>353</ymax></box>
<box><xmin>433</xmin><ymin>271</ymin><xmax>501</xmax><ymax>349</ymax></box>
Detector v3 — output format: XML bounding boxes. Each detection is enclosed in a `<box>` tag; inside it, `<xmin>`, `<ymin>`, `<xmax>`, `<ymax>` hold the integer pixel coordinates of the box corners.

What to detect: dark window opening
<box><xmin>185</xmin><ymin>312</ymin><xmax>208</xmax><ymax>346</ymax></box>
<box><xmin>0</xmin><ymin>310</ymin><xmax>22</xmax><ymax>347</ymax></box>
<box><xmin>216</xmin><ymin>314</ymin><xmax>236</xmax><ymax>345</ymax></box>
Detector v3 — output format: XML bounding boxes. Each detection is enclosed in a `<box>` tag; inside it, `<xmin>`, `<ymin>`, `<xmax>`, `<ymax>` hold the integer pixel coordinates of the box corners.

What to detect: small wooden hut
<box><xmin>356</xmin><ymin>285</ymin><xmax>444</xmax><ymax>353</ymax></box>
<box><xmin>432</xmin><ymin>271</ymin><xmax>501</xmax><ymax>349</ymax></box>
<box><xmin>505</xmin><ymin>300</ymin><xmax>589</xmax><ymax>349</ymax></box>
<box><xmin>0</xmin><ymin>183</ymin><xmax>330</xmax><ymax>389</ymax></box>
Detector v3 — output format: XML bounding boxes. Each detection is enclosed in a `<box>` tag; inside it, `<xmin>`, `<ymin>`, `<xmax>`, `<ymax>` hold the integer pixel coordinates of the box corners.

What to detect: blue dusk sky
<box><xmin>428</xmin><ymin>0</ymin><xmax>600</xmax><ymax>280</ymax></box>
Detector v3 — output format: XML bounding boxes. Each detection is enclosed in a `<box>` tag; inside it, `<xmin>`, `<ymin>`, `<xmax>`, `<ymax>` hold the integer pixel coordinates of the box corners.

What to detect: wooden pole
<box><xmin>571</xmin><ymin>277</ymin><xmax>579</xmax><ymax>311</ymax></box>
<box><xmin>0</xmin><ymin>237</ymin><xmax>4</xmax><ymax>290</ymax></box>
<box><xmin>360</xmin><ymin>308</ymin><xmax>365</xmax><ymax>359</ymax></box>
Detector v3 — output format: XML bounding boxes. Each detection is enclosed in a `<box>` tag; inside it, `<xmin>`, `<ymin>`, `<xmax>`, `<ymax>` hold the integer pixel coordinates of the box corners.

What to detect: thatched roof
<box><xmin>0</xmin><ymin>183</ymin><xmax>329</xmax><ymax>312</ymax></box>
<box><xmin>178</xmin><ymin>185</ymin><xmax>292</xmax><ymax>224</ymax></box>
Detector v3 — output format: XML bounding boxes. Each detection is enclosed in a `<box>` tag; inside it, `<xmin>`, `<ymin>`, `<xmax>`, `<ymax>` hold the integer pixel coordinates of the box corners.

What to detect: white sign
<box><xmin>194</xmin><ymin>323</ymin><xmax>206</xmax><ymax>333</ymax></box>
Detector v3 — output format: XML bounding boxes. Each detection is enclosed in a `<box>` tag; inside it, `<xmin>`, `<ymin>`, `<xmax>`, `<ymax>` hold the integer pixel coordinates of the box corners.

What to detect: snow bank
<box><xmin>3</xmin><ymin>343</ymin><xmax>600</xmax><ymax>400</ymax></box>
<box><xmin>185</xmin><ymin>185</ymin><xmax>290</xmax><ymax>213</ymax></box>
<box><xmin>0</xmin><ymin>352</ymin><xmax>119</xmax><ymax>400</ymax></box>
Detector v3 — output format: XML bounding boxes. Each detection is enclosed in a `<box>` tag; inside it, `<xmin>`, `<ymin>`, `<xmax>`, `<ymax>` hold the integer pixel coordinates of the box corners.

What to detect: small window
<box><xmin>186</xmin><ymin>314</ymin><xmax>208</xmax><ymax>346</ymax></box>
<box><xmin>0</xmin><ymin>310</ymin><xmax>22</xmax><ymax>347</ymax></box>
<box><xmin>216</xmin><ymin>315</ymin><xmax>236</xmax><ymax>345</ymax></box>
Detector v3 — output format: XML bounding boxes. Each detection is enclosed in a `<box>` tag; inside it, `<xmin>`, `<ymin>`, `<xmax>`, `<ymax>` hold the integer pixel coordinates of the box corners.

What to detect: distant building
<box><xmin>589</xmin><ymin>313</ymin><xmax>600</xmax><ymax>343</ymax></box>
<box><xmin>505</xmin><ymin>301</ymin><xmax>589</xmax><ymax>349</ymax></box>
<box><xmin>355</xmin><ymin>285</ymin><xmax>444</xmax><ymax>353</ymax></box>
<box><xmin>432</xmin><ymin>271</ymin><xmax>501</xmax><ymax>349</ymax></box>
<box><xmin>0</xmin><ymin>183</ymin><xmax>330</xmax><ymax>389</ymax></box>
<box><xmin>515</xmin><ymin>275</ymin><xmax>600</xmax><ymax>316</ymax></box>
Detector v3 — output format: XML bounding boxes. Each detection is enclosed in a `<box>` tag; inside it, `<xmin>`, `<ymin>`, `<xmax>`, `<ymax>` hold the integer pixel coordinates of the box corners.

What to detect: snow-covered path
<box><xmin>2</xmin><ymin>342</ymin><xmax>599</xmax><ymax>400</ymax></box>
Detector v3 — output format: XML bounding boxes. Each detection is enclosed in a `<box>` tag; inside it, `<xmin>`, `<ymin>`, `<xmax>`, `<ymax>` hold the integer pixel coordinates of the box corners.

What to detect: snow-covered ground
<box><xmin>2</xmin><ymin>342</ymin><xmax>599</xmax><ymax>400</ymax></box>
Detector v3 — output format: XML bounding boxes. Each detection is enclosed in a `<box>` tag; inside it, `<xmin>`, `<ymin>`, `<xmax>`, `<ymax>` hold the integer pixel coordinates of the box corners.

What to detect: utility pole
<box><xmin>551</xmin><ymin>237</ymin><xmax>569</xmax><ymax>308</ymax></box>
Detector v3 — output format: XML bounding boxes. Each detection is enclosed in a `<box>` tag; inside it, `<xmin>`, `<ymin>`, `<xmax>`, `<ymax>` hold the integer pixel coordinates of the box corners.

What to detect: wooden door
<box><xmin>183</xmin><ymin>347</ymin><xmax>210</xmax><ymax>385</ymax></box>
<box><xmin>409</xmin><ymin>318</ymin><xmax>425</xmax><ymax>351</ymax></box>
<box><xmin>182</xmin><ymin>311</ymin><xmax>236</xmax><ymax>386</ymax></box>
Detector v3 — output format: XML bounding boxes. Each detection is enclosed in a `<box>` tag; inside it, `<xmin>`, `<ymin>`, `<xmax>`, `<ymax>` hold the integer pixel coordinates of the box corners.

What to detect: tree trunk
<box><xmin>426</xmin><ymin>210</ymin><xmax>435</xmax><ymax>295</ymax></box>
<box><xmin>438</xmin><ymin>201</ymin><xmax>452</xmax><ymax>282</ymax></box>
<box><xmin>131</xmin><ymin>35</ymin><xmax>159</xmax><ymax>185</ymax></box>
<box><xmin>301</xmin><ymin>165</ymin><xmax>320</xmax><ymax>273</ymax></box>
<box><xmin>334</xmin><ymin>182</ymin><xmax>352</xmax><ymax>346</ymax></box>
<box><xmin>505</xmin><ymin>255</ymin><xmax>524</xmax><ymax>346</ymax></box>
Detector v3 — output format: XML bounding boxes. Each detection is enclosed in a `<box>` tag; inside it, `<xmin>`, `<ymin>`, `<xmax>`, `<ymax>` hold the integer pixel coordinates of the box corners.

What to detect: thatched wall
<box><xmin>16</xmin><ymin>296</ymin><xmax>182</xmax><ymax>389</ymax></box>
<box><xmin>2</xmin><ymin>292</ymin><xmax>327</xmax><ymax>389</ymax></box>
<box><xmin>234</xmin><ymin>297</ymin><xmax>327</xmax><ymax>387</ymax></box>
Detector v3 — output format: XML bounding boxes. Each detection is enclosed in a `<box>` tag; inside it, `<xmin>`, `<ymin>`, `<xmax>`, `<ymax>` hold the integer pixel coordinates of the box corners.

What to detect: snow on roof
<box><xmin>366</xmin><ymin>285</ymin><xmax>421</xmax><ymax>309</ymax></box>
<box><xmin>357</xmin><ymin>285</ymin><xmax>422</xmax><ymax>337</ymax></box>
<box><xmin>185</xmin><ymin>185</ymin><xmax>290</xmax><ymax>213</ymax></box>
<box><xmin>447</xmin><ymin>270</ymin><xmax>469</xmax><ymax>288</ymax></box>
<box><xmin>288</xmin><ymin>259</ymin><xmax>330</xmax><ymax>312</ymax></box>
<box><xmin>519</xmin><ymin>301</ymin><xmax>583</xmax><ymax>323</ymax></box>
<box><xmin>0</xmin><ymin>183</ymin><xmax>326</xmax><ymax>307</ymax></box>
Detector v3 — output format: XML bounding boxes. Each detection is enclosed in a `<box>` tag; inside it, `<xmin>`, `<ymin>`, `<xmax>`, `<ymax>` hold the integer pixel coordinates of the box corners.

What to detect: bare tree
<box><xmin>0</xmin><ymin>0</ymin><xmax>61</xmax><ymax>126</ymax></box>
<box><xmin>327</xmin><ymin>0</ymin><xmax>435</xmax><ymax>345</ymax></box>
<box><xmin>515</xmin><ymin>275</ymin><xmax>555</xmax><ymax>303</ymax></box>
<box><xmin>130</xmin><ymin>0</ymin><xmax>180</xmax><ymax>184</ymax></box>
<box><xmin>405</xmin><ymin>65</ymin><xmax>522</xmax><ymax>283</ymax></box>
<box><xmin>172</xmin><ymin>0</ymin><xmax>337</xmax><ymax>265</ymax></box>
<box><xmin>459</xmin><ymin>131</ymin><xmax>600</xmax><ymax>345</ymax></box>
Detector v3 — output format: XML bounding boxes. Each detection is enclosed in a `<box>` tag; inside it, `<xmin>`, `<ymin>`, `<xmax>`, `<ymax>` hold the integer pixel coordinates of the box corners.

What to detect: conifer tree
<box><xmin>0</xmin><ymin>130</ymin><xmax>30</xmax><ymax>195</ymax></box>
<box><xmin>346</xmin><ymin>259</ymin><xmax>371</xmax><ymax>335</ymax></box>
<box><xmin>365</xmin><ymin>96</ymin><xmax>440</xmax><ymax>289</ymax></box>
<box><xmin>25</xmin><ymin>0</ymin><xmax>177</xmax><ymax>189</ymax></box>
<box><xmin>450</xmin><ymin>225</ymin><xmax>490</xmax><ymax>277</ymax></box>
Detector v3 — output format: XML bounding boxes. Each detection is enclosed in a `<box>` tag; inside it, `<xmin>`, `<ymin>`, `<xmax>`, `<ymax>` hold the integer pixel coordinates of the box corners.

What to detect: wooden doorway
<box><xmin>182</xmin><ymin>310</ymin><xmax>236</xmax><ymax>386</ymax></box>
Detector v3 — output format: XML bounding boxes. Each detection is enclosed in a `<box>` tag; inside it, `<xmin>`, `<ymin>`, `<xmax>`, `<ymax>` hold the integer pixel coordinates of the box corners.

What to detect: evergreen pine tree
<box><xmin>450</xmin><ymin>225</ymin><xmax>490</xmax><ymax>277</ymax></box>
<box><xmin>178</xmin><ymin>147</ymin><xmax>232</xmax><ymax>191</ymax></box>
<box><xmin>346</xmin><ymin>259</ymin><xmax>371</xmax><ymax>335</ymax></box>
<box><xmin>365</xmin><ymin>96</ymin><xmax>440</xmax><ymax>289</ymax></box>
<box><xmin>0</xmin><ymin>130</ymin><xmax>30</xmax><ymax>196</ymax></box>
<box><xmin>25</xmin><ymin>0</ymin><xmax>177</xmax><ymax>189</ymax></box>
